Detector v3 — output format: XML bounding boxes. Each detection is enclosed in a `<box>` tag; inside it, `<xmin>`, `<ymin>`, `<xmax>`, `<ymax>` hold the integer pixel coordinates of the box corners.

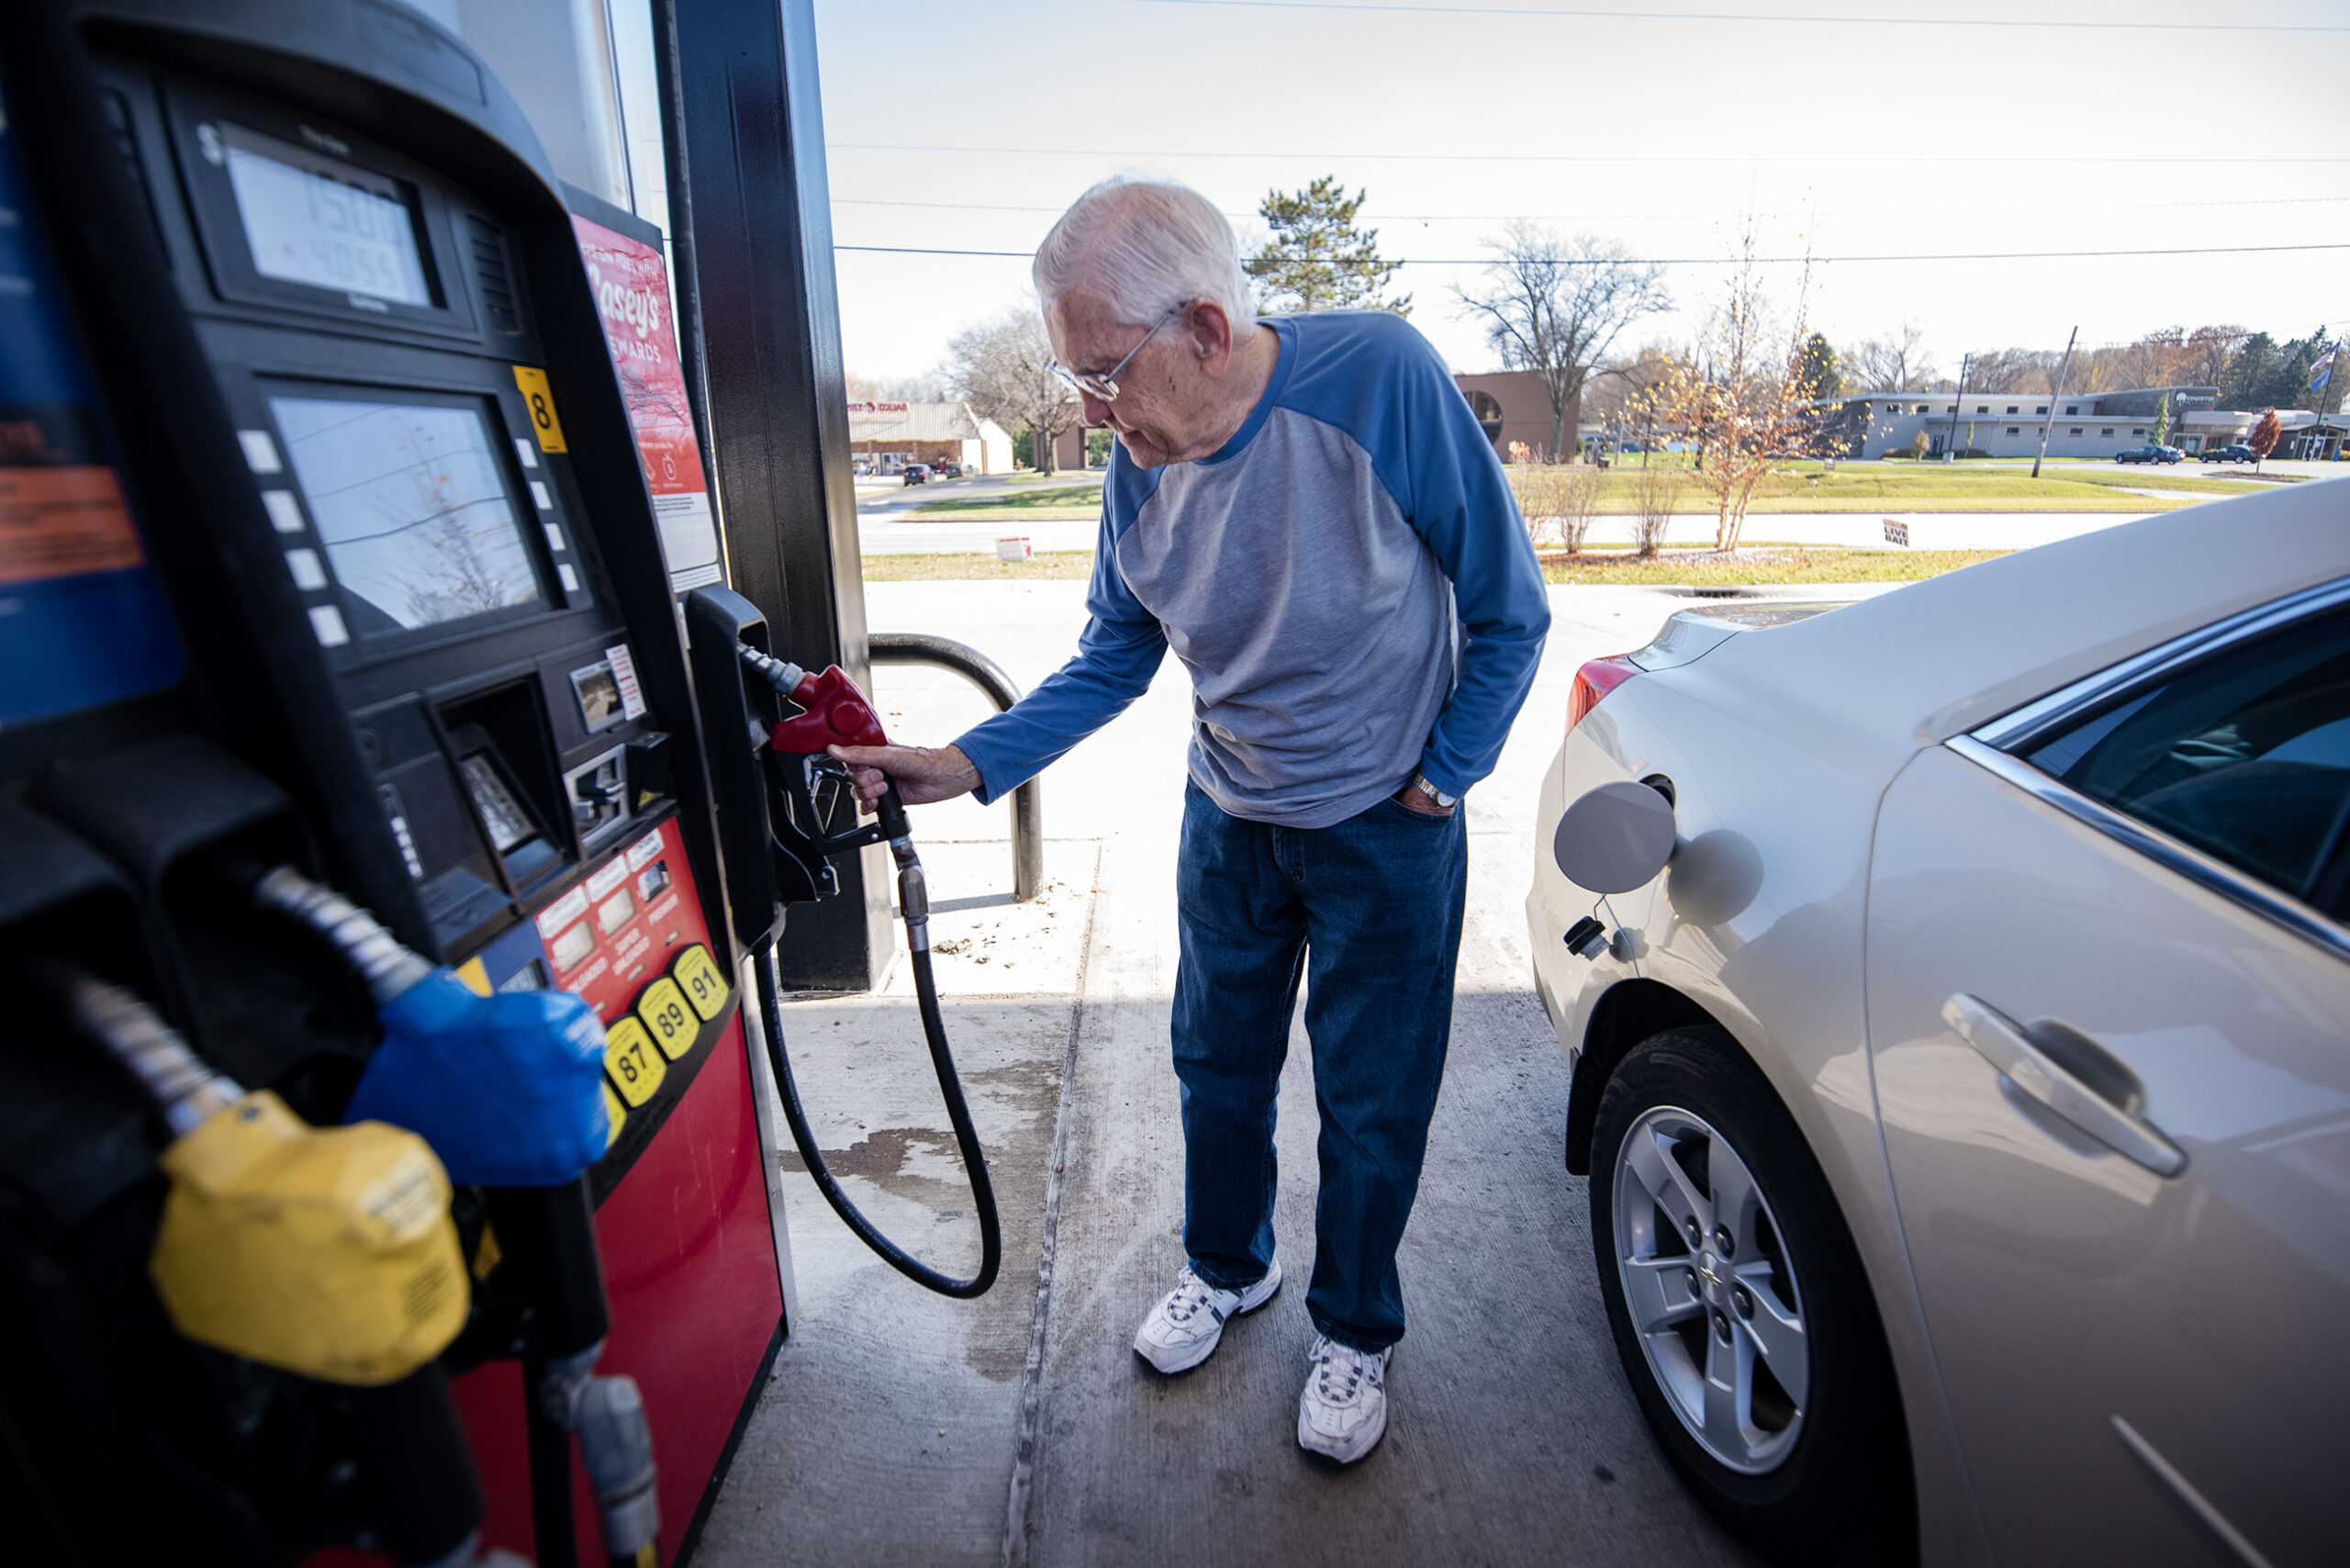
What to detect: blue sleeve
<box><xmin>1292</xmin><ymin>316</ymin><xmax>1549</xmax><ymax>797</ymax></box>
<box><xmin>951</xmin><ymin>483</ymin><xmax>1168</xmax><ymax>804</ymax></box>
<box><xmin>1399</xmin><ymin>341</ymin><xmax>1550</xmax><ymax>797</ymax></box>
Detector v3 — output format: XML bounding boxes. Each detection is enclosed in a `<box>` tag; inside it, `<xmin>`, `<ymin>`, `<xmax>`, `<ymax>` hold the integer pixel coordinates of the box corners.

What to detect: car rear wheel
<box><xmin>1591</xmin><ymin>1026</ymin><xmax>1915</xmax><ymax>1566</ymax></box>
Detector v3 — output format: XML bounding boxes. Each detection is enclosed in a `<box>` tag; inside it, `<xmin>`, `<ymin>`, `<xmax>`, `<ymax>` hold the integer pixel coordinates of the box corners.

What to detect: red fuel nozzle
<box><xmin>769</xmin><ymin>665</ymin><xmax>889</xmax><ymax>755</ymax></box>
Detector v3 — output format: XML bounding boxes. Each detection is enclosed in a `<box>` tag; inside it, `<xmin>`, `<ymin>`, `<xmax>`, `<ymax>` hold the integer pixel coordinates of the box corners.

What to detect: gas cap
<box><xmin>1553</xmin><ymin>779</ymin><xmax>1677</xmax><ymax>892</ymax></box>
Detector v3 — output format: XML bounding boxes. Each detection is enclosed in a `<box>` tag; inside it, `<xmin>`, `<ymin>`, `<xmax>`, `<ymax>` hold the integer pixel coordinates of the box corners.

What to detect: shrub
<box><xmin>1629</xmin><ymin>466</ymin><xmax>1680</xmax><ymax>557</ymax></box>
<box><xmin>1511</xmin><ymin>464</ymin><xmax>1605</xmax><ymax>553</ymax></box>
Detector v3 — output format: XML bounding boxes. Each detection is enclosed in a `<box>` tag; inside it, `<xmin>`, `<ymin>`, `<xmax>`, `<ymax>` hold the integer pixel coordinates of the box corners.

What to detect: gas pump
<box><xmin>0</xmin><ymin>0</ymin><xmax>785</xmax><ymax>1561</ymax></box>
<box><xmin>0</xmin><ymin>25</ymin><xmax>514</xmax><ymax>1553</ymax></box>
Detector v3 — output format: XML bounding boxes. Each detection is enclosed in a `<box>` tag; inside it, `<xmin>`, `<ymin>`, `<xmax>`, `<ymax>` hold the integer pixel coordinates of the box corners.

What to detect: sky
<box><xmin>811</xmin><ymin>0</ymin><xmax>2350</xmax><ymax>391</ymax></box>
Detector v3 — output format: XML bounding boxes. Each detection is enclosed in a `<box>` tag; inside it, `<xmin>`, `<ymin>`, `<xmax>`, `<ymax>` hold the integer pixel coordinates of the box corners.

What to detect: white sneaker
<box><xmin>1132</xmin><ymin>1259</ymin><xmax>1282</xmax><ymax>1374</ymax></box>
<box><xmin>1296</xmin><ymin>1335</ymin><xmax>1392</xmax><ymax>1463</ymax></box>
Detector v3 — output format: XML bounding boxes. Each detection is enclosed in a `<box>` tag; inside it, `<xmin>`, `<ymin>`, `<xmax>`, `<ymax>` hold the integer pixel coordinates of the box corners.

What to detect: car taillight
<box><xmin>1566</xmin><ymin>655</ymin><xmax>1639</xmax><ymax>735</ymax></box>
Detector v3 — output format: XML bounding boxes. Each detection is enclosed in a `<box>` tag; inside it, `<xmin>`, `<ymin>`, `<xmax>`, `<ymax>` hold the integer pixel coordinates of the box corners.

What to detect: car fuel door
<box><xmin>1864</xmin><ymin>692</ymin><xmax>2350</xmax><ymax>1568</ymax></box>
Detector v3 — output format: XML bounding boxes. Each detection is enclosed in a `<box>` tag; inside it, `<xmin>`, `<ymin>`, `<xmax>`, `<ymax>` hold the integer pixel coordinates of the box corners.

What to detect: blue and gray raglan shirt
<box><xmin>955</xmin><ymin>309</ymin><xmax>1550</xmax><ymax>830</ymax></box>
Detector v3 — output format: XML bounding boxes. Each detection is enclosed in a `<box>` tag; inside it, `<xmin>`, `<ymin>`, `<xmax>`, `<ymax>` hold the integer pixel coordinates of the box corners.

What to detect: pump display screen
<box><xmin>221</xmin><ymin>122</ymin><xmax>431</xmax><ymax>305</ymax></box>
<box><xmin>269</xmin><ymin>395</ymin><xmax>542</xmax><ymax>633</ymax></box>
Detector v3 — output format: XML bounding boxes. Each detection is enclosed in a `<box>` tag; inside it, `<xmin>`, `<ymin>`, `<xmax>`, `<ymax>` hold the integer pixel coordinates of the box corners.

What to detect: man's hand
<box><xmin>1393</xmin><ymin>782</ymin><xmax>1456</xmax><ymax>818</ymax></box>
<box><xmin>829</xmin><ymin>742</ymin><xmax>982</xmax><ymax>810</ymax></box>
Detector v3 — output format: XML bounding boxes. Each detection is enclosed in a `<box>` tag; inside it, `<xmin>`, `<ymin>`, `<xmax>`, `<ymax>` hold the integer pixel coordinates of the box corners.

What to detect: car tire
<box><xmin>1590</xmin><ymin>1026</ymin><xmax>1915</xmax><ymax>1566</ymax></box>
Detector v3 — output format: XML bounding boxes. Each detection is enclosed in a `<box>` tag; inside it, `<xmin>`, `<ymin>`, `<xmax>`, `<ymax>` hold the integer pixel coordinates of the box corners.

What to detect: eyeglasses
<box><xmin>1048</xmin><ymin>302</ymin><xmax>1188</xmax><ymax>402</ymax></box>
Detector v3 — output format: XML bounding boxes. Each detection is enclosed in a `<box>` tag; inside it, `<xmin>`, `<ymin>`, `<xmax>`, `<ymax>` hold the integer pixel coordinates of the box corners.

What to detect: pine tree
<box><xmin>1796</xmin><ymin>332</ymin><xmax>1841</xmax><ymax>399</ymax></box>
<box><xmin>2221</xmin><ymin>333</ymin><xmax>2277</xmax><ymax>409</ymax></box>
<box><xmin>2259</xmin><ymin>330</ymin><xmax>2324</xmax><ymax>410</ymax></box>
<box><xmin>1244</xmin><ymin>178</ymin><xmax>1410</xmax><ymax>316</ymax></box>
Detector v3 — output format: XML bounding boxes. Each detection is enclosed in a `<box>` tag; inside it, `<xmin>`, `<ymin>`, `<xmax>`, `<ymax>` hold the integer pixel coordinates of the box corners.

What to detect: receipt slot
<box><xmin>0</xmin><ymin>2</ymin><xmax>788</xmax><ymax>1562</ymax></box>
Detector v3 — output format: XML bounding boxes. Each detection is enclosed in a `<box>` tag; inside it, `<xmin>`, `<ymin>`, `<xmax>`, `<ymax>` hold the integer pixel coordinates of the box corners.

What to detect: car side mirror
<box><xmin>1553</xmin><ymin>780</ymin><xmax>1676</xmax><ymax>893</ymax></box>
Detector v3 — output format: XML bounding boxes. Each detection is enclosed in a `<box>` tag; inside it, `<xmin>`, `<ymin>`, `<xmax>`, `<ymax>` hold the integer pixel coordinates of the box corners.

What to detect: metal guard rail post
<box><xmin>866</xmin><ymin>633</ymin><xmax>1041</xmax><ymax>902</ymax></box>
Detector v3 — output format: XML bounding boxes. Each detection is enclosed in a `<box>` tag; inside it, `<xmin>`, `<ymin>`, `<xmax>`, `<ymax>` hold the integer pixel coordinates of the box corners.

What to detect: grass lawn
<box><xmin>860</xmin><ymin>544</ymin><xmax>2003</xmax><ymax>587</ymax></box>
<box><xmin>1538</xmin><ymin>464</ymin><xmax>2264</xmax><ymax>515</ymax></box>
<box><xmin>907</xmin><ymin>482</ymin><xmax>1102</xmax><ymax>521</ymax></box>
<box><xmin>863</xmin><ymin>551</ymin><xmax>1099</xmax><ymax>582</ymax></box>
<box><xmin>1538</xmin><ymin>545</ymin><xmax>2007</xmax><ymax>586</ymax></box>
<box><xmin>896</xmin><ymin>462</ymin><xmax>2274</xmax><ymax>524</ymax></box>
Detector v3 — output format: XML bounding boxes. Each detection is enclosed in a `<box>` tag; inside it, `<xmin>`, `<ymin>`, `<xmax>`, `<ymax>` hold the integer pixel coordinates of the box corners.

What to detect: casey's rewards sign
<box><xmin>571</xmin><ymin>216</ymin><xmax>722</xmax><ymax>592</ymax></box>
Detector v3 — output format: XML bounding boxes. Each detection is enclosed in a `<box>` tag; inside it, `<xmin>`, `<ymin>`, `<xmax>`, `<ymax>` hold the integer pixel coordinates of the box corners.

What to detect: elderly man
<box><xmin>833</xmin><ymin>176</ymin><xmax>1548</xmax><ymax>1463</ymax></box>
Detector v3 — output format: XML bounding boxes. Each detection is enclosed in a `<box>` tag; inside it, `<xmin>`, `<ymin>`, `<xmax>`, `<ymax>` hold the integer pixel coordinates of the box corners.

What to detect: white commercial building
<box><xmin>1818</xmin><ymin>386</ymin><xmax>2217</xmax><ymax>460</ymax></box>
<box><xmin>845</xmin><ymin>401</ymin><xmax>1014</xmax><ymax>475</ymax></box>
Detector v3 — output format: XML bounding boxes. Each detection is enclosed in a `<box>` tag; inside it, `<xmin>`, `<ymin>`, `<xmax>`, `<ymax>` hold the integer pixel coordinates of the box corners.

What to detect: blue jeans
<box><xmin>1172</xmin><ymin>780</ymin><xmax>1468</xmax><ymax>1352</ymax></box>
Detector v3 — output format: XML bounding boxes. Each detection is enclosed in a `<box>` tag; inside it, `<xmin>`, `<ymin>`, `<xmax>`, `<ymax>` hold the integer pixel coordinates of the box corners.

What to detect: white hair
<box><xmin>1033</xmin><ymin>177</ymin><xmax>1257</xmax><ymax>336</ymax></box>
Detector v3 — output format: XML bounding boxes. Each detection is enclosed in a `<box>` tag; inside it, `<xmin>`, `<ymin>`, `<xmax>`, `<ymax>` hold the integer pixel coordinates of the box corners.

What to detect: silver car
<box><xmin>1528</xmin><ymin>482</ymin><xmax>2348</xmax><ymax>1567</ymax></box>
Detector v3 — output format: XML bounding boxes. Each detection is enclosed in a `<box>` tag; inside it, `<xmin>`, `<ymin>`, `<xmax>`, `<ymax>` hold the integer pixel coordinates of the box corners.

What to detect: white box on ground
<box><xmin>996</xmin><ymin>536</ymin><xmax>1033</xmax><ymax>563</ymax></box>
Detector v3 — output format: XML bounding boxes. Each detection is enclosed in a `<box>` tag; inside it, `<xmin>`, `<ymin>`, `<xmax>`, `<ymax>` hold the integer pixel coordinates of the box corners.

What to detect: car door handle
<box><xmin>1941</xmin><ymin>994</ymin><xmax>2188</xmax><ymax>1177</ymax></box>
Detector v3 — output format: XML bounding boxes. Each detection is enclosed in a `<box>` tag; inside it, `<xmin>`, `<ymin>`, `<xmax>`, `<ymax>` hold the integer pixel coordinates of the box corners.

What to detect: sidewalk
<box><xmin>689</xmin><ymin>582</ymin><xmax>1852</xmax><ymax>1565</ymax></box>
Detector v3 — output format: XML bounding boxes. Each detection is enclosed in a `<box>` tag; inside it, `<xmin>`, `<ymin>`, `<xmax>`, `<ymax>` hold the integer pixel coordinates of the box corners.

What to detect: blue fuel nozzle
<box><xmin>253</xmin><ymin>868</ymin><xmax>610</xmax><ymax>1186</ymax></box>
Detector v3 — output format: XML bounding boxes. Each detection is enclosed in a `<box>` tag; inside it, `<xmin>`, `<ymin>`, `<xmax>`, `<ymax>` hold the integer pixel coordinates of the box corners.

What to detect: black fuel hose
<box><xmin>750</xmin><ymin>792</ymin><xmax>1000</xmax><ymax>1298</ymax></box>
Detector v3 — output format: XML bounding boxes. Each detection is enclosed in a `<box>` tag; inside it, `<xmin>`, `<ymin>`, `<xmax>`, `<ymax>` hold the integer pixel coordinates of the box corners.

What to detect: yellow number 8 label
<box><xmin>603</xmin><ymin>1016</ymin><xmax>666</xmax><ymax>1107</ymax></box>
<box><xmin>510</xmin><ymin>365</ymin><xmax>568</xmax><ymax>453</ymax></box>
<box><xmin>671</xmin><ymin>944</ymin><xmax>730</xmax><ymax>1022</ymax></box>
<box><xmin>636</xmin><ymin>977</ymin><xmax>696</xmax><ymax>1061</ymax></box>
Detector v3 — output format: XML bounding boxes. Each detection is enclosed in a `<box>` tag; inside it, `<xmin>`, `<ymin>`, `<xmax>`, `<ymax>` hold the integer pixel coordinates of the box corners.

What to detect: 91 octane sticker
<box><xmin>671</xmin><ymin>944</ymin><xmax>730</xmax><ymax>1021</ymax></box>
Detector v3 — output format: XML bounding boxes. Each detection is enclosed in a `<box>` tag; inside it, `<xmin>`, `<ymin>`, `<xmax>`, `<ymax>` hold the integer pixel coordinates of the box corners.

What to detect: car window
<box><xmin>2022</xmin><ymin>610</ymin><xmax>2350</xmax><ymax>899</ymax></box>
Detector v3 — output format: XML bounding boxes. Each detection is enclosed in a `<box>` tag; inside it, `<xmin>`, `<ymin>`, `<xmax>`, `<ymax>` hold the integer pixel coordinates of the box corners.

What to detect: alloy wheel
<box><xmin>1611</xmin><ymin>1103</ymin><xmax>1809</xmax><ymax>1474</ymax></box>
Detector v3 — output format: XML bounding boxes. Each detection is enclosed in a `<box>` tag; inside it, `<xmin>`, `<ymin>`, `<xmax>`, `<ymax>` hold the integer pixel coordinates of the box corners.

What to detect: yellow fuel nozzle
<box><xmin>151</xmin><ymin>1089</ymin><xmax>468</xmax><ymax>1385</ymax></box>
<box><xmin>32</xmin><ymin>961</ymin><xmax>468</xmax><ymax>1386</ymax></box>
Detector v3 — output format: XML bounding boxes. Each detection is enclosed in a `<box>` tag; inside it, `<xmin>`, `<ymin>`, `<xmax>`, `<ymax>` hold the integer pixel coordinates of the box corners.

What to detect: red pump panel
<box><xmin>472</xmin><ymin>820</ymin><xmax>781</xmax><ymax>1562</ymax></box>
<box><xmin>454</xmin><ymin>1025</ymin><xmax>781</xmax><ymax>1563</ymax></box>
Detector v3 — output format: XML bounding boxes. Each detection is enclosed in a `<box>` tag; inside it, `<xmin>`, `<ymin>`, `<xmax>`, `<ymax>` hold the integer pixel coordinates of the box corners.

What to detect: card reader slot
<box><xmin>438</xmin><ymin>678</ymin><xmax>568</xmax><ymax>882</ymax></box>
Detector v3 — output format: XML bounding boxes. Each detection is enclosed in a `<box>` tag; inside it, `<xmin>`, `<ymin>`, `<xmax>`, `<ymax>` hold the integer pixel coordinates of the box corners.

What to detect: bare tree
<box><xmin>1920</xmin><ymin>325</ymin><xmax>2245</xmax><ymax>409</ymax></box>
<box><xmin>2109</xmin><ymin>328</ymin><xmax>2183</xmax><ymax>389</ymax></box>
<box><xmin>1583</xmin><ymin>341</ymin><xmax>1682</xmax><ymax>431</ymax></box>
<box><xmin>2181</xmin><ymin>325</ymin><xmax>2250</xmax><ymax>389</ymax></box>
<box><xmin>1453</xmin><ymin>223</ymin><xmax>1668</xmax><ymax>460</ymax></box>
<box><xmin>1959</xmin><ymin>346</ymin><xmax>2063</xmax><ymax>394</ymax></box>
<box><xmin>1642</xmin><ymin>228</ymin><xmax>1832</xmax><ymax>553</ymax></box>
<box><xmin>1841</xmin><ymin>319</ymin><xmax>1938</xmax><ymax>392</ymax></box>
<box><xmin>945</xmin><ymin>308</ymin><xmax>1080</xmax><ymax>476</ymax></box>
<box><xmin>846</xmin><ymin>370</ymin><xmax>948</xmax><ymax>401</ymax></box>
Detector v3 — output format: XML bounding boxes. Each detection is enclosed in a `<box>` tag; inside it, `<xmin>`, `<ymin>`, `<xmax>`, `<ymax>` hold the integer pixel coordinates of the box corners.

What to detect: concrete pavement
<box><xmin>691</xmin><ymin>579</ymin><xmax>1914</xmax><ymax>1565</ymax></box>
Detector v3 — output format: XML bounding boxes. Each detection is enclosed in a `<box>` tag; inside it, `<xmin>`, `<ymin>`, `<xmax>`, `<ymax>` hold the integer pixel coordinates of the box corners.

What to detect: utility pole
<box><xmin>2031</xmin><ymin>326</ymin><xmax>2079</xmax><ymax>479</ymax></box>
<box><xmin>2316</xmin><ymin>334</ymin><xmax>2342</xmax><ymax>461</ymax></box>
<box><xmin>1943</xmin><ymin>353</ymin><xmax>1970</xmax><ymax>463</ymax></box>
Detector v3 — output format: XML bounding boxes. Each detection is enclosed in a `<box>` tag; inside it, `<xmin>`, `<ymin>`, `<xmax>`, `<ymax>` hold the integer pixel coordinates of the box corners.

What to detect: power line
<box><xmin>831</xmin><ymin>193</ymin><xmax>2350</xmax><ymax>222</ymax></box>
<box><xmin>1117</xmin><ymin>0</ymin><xmax>2350</xmax><ymax>33</ymax></box>
<box><xmin>836</xmin><ymin>241</ymin><xmax>2350</xmax><ymax>263</ymax></box>
<box><xmin>833</xmin><ymin>142</ymin><xmax>2350</xmax><ymax>166</ymax></box>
